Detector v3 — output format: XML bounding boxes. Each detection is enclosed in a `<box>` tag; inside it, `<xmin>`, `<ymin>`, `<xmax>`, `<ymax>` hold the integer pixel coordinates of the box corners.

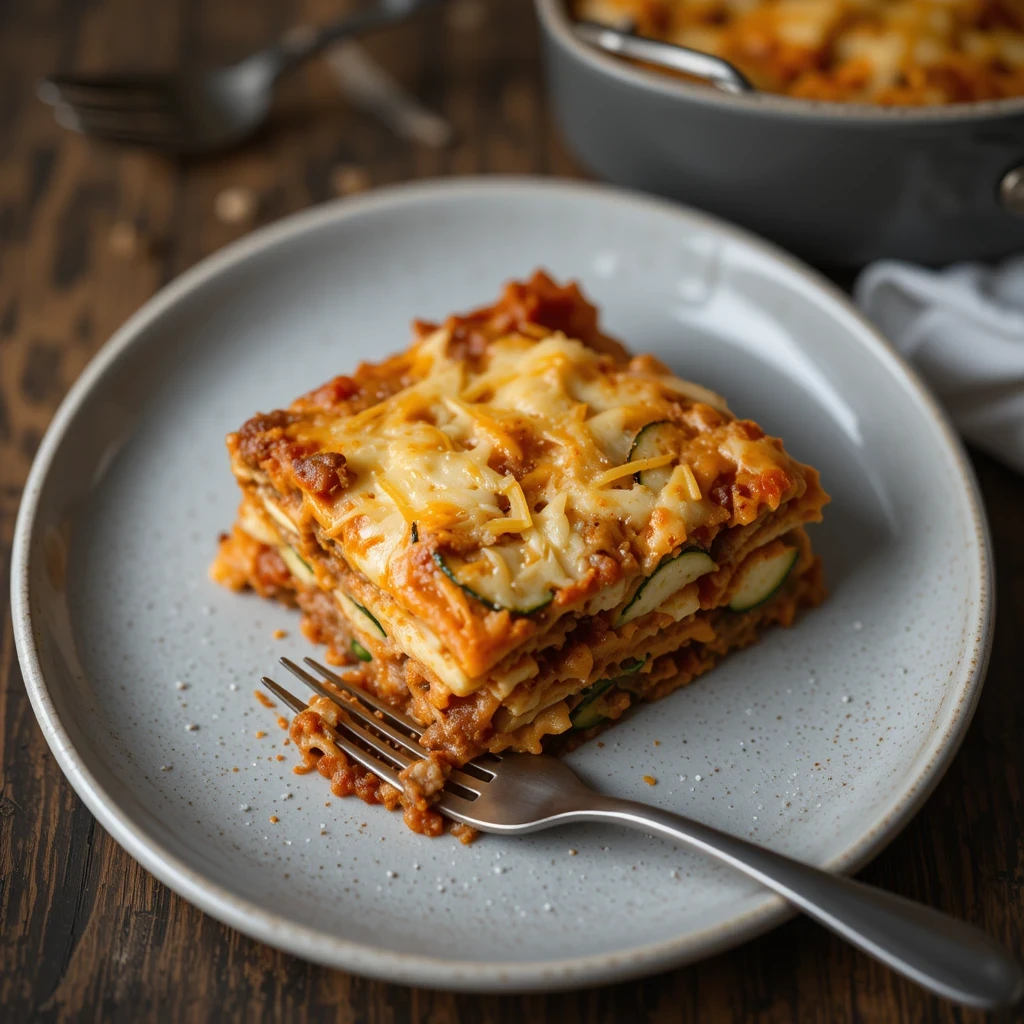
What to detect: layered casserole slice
<box><xmin>212</xmin><ymin>272</ymin><xmax>828</xmax><ymax>833</ymax></box>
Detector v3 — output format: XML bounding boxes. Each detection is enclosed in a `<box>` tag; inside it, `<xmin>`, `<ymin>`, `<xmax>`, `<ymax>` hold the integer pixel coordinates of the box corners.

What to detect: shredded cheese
<box><xmin>485</xmin><ymin>476</ymin><xmax>534</xmax><ymax>537</ymax></box>
<box><xmin>505</xmin><ymin>477</ymin><xmax>531</xmax><ymax>522</ymax></box>
<box><xmin>519</xmin><ymin>466</ymin><xmax>553</xmax><ymax>490</ymax></box>
<box><xmin>279</xmin><ymin>325</ymin><xmax>795</xmax><ymax>621</ymax></box>
<box><xmin>376</xmin><ymin>477</ymin><xmax>417</xmax><ymax>522</ymax></box>
<box><xmin>443</xmin><ymin>396</ymin><xmax>524</xmax><ymax>461</ymax></box>
<box><xmin>484</xmin><ymin>515</ymin><xmax>531</xmax><ymax>538</ymax></box>
<box><xmin>593</xmin><ymin>453</ymin><xmax>675</xmax><ymax>488</ymax></box>
<box><xmin>678</xmin><ymin>462</ymin><xmax>703</xmax><ymax>502</ymax></box>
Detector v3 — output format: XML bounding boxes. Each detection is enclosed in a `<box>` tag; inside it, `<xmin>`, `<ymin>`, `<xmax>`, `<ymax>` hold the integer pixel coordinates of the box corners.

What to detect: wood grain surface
<box><xmin>1</xmin><ymin>1</ymin><xmax>1022</xmax><ymax>1021</ymax></box>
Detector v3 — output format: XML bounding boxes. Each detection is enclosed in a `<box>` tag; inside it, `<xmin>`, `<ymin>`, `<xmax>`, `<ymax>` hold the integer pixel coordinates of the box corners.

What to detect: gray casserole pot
<box><xmin>536</xmin><ymin>0</ymin><xmax>1024</xmax><ymax>266</ymax></box>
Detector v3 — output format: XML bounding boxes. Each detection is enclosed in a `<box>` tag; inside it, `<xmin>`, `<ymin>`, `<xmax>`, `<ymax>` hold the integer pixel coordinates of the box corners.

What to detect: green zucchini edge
<box><xmin>432</xmin><ymin>551</ymin><xmax>554</xmax><ymax>616</ymax></box>
<box><xmin>350</xmin><ymin>639</ymin><xmax>373</xmax><ymax>662</ymax></box>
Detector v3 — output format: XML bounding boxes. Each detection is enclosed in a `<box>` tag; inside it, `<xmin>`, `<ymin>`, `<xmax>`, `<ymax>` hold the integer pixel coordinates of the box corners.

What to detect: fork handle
<box><xmin>577</xmin><ymin>796</ymin><xmax>1024</xmax><ymax>1009</ymax></box>
<box><xmin>252</xmin><ymin>4</ymin><xmax>429</xmax><ymax>80</ymax></box>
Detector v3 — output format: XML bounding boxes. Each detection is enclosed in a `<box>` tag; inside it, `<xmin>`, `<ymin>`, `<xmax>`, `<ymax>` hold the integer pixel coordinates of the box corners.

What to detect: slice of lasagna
<box><xmin>213</xmin><ymin>272</ymin><xmax>827</xmax><ymax>834</ymax></box>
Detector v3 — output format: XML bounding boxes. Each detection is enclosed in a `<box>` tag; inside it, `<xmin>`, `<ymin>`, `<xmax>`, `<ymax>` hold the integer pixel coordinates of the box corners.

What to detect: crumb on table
<box><xmin>109</xmin><ymin>221</ymin><xmax>141</xmax><ymax>257</ymax></box>
<box><xmin>330</xmin><ymin>164</ymin><xmax>370</xmax><ymax>196</ymax></box>
<box><xmin>214</xmin><ymin>186</ymin><xmax>257</xmax><ymax>225</ymax></box>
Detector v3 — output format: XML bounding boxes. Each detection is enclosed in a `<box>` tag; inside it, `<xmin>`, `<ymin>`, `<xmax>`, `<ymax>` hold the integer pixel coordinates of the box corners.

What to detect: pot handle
<box><xmin>999</xmin><ymin>166</ymin><xmax>1024</xmax><ymax>216</ymax></box>
<box><xmin>574</xmin><ymin>22</ymin><xmax>754</xmax><ymax>96</ymax></box>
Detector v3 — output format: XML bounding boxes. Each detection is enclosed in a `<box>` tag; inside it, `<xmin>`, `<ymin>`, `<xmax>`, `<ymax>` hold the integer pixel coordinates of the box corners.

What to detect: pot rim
<box><xmin>536</xmin><ymin>0</ymin><xmax>1024</xmax><ymax>126</ymax></box>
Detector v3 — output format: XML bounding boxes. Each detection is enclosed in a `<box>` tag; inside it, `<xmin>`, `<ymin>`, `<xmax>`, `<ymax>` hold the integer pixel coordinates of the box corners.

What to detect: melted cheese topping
<box><xmin>575</xmin><ymin>0</ymin><xmax>1024</xmax><ymax>105</ymax></box>
<box><xmin>285</xmin><ymin>328</ymin><xmax>743</xmax><ymax>614</ymax></box>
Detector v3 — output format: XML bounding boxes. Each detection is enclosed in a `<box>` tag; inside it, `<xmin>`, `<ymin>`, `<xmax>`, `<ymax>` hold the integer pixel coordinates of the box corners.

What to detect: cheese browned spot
<box><xmin>292</xmin><ymin>451</ymin><xmax>349</xmax><ymax>498</ymax></box>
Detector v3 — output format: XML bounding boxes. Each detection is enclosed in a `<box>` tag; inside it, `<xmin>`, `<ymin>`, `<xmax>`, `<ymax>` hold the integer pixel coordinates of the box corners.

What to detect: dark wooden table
<box><xmin>2</xmin><ymin>1</ymin><xmax>1022</xmax><ymax>1021</ymax></box>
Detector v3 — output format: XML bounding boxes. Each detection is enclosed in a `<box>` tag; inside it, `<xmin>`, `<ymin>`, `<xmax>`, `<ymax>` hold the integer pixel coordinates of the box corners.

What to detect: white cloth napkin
<box><xmin>855</xmin><ymin>257</ymin><xmax>1024</xmax><ymax>474</ymax></box>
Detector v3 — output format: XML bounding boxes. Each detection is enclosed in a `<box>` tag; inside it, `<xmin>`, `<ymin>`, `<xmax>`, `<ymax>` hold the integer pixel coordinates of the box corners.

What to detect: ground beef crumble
<box><xmin>287</xmin><ymin>694</ymin><xmax>477</xmax><ymax>840</ymax></box>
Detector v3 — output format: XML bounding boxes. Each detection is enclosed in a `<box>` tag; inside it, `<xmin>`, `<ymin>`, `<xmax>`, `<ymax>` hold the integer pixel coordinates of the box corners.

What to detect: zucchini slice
<box><xmin>728</xmin><ymin>546</ymin><xmax>798</xmax><ymax>612</ymax></box>
<box><xmin>346</xmin><ymin>596</ymin><xmax>387</xmax><ymax>639</ymax></box>
<box><xmin>278</xmin><ymin>545</ymin><xmax>316</xmax><ymax>586</ymax></box>
<box><xmin>432</xmin><ymin>551</ymin><xmax>554</xmax><ymax>616</ymax></box>
<box><xmin>571</xmin><ymin>657</ymin><xmax>647</xmax><ymax>730</ymax></box>
<box><xmin>570</xmin><ymin>679</ymin><xmax>616</xmax><ymax>730</ymax></box>
<box><xmin>350</xmin><ymin>639</ymin><xmax>373</xmax><ymax>662</ymax></box>
<box><xmin>616</xmin><ymin>548</ymin><xmax>716</xmax><ymax>626</ymax></box>
<box><xmin>628</xmin><ymin>420</ymin><xmax>678</xmax><ymax>491</ymax></box>
<box><xmin>620</xmin><ymin>655</ymin><xmax>648</xmax><ymax>674</ymax></box>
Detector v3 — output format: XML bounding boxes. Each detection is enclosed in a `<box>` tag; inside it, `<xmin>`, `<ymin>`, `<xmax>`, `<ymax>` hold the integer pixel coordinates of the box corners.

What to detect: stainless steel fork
<box><xmin>265</xmin><ymin>658</ymin><xmax>1024</xmax><ymax>1010</ymax></box>
<box><xmin>38</xmin><ymin>0</ymin><xmax>436</xmax><ymax>155</ymax></box>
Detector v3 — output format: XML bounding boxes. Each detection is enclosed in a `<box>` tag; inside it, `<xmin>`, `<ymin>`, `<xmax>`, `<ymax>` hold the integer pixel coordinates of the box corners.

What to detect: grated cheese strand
<box><xmin>376</xmin><ymin>477</ymin><xmax>417</xmax><ymax>522</ymax></box>
<box><xmin>593</xmin><ymin>453</ymin><xmax>675</xmax><ymax>488</ymax></box>
<box><xmin>443</xmin><ymin>396</ymin><xmax>524</xmax><ymax>461</ymax></box>
<box><xmin>678</xmin><ymin>463</ymin><xmax>703</xmax><ymax>502</ymax></box>
<box><xmin>484</xmin><ymin>477</ymin><xmax>534</xmax><ymax>537</ymax></box>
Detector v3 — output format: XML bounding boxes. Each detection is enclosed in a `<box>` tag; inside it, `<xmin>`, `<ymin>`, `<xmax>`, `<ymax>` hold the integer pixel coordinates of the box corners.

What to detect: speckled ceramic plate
<box><xmin>13</xmin><ymin>179</ymin><xmax>992</xmax><ymax>991</ymax></box>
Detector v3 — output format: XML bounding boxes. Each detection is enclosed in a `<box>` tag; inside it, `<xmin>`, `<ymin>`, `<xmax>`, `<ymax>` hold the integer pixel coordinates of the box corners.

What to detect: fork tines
<box><xmin>39</xmin><ymin>76</ymin><xmax>184</xmax><ymax>146</ymax></box>
<box><xmin>262</xmin><ymin>658</ymin><xmax>487</xmax><ymax>817</ymax></box>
